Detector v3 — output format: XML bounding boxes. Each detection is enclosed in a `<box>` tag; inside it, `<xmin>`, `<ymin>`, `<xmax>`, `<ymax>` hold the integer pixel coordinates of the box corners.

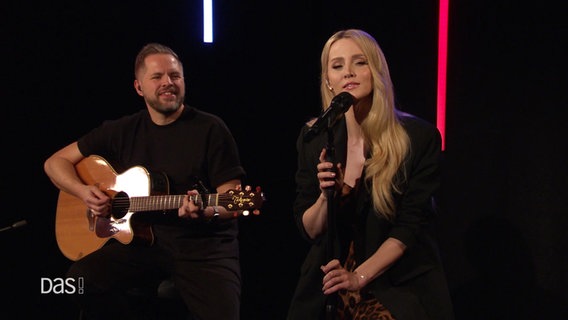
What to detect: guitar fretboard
<box><xmin>128</xmin><ymin>194</ymin><xmax>219</xmax><ymax>211</ymax></box>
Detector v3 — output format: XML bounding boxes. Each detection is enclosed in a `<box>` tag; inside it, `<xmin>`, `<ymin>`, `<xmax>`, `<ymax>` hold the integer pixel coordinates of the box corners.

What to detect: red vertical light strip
<box><xmin>437</xmin><ymin>0</ymin><xmax>449</xmax><ymax>150</ymax></box>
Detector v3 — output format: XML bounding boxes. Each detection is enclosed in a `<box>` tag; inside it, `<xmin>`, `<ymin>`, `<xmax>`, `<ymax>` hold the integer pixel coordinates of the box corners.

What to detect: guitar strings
<box><xmin>108</xmin><ymin>193</ymin><xmax>258</xmax><ymax>211</ymax></box>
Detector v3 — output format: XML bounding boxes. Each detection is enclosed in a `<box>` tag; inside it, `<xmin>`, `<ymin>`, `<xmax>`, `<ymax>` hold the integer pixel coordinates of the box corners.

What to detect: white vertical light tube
<box><xmin>203</xmin><ymin>0</ymin><xmax>213</xmax><ymax>43</ymax></box>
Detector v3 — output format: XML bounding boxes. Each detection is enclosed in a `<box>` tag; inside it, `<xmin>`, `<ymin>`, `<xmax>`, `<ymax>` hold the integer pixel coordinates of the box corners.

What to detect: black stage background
<box><xmin>1</xmin><ymin>1</ymin><xmax>567</xmax><ymax>319</ymax></box>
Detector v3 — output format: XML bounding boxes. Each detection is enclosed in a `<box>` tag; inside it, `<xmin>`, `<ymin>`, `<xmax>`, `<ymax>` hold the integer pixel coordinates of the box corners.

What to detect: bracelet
<box><xmin>204</xmin><ymin>206</ymin><xmax>220</xmax><ymax>223</ymax></box>
<box><xmin>209</xmin><ymin>206</ymin><xmax>220</xmax><ymax>222</ymax></box>
<box><xmin>355</xmin><ymin>271</ymin><xmax>367</xmax><ymax>286</ymax></box>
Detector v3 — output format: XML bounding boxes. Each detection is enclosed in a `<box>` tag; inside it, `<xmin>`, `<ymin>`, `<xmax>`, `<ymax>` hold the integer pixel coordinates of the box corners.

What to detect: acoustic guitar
<box><xmin>55</xmin><ymin>155</ymin><xmax>263</xmax><ymax>261</ymax></box>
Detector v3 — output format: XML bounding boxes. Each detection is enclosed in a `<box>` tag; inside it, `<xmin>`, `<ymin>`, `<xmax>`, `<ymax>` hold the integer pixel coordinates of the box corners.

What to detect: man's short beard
<box><xmin>161</xmin><ymin>104</ymin><xmax>181</xmax><ymax>116</ymax></box>
<box><xmin>148</xmin><ymin>98</ymin><xmax>184</xmax><ymax>115</ymax></box>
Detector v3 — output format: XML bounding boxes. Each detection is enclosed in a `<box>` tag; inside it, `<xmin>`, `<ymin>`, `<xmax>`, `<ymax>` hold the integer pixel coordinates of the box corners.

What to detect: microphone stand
<box><xmin>324</xmin><ymin>125</ymin><xmax>339</xmax><ymax>320</ymax></box>
<box><xmin>304</xmin><ymin>94</ymin><xmax>354</xmax><ymax>319</ymax></box>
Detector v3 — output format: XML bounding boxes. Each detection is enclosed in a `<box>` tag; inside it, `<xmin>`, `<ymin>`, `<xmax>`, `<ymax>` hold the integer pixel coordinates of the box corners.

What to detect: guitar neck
<box><xmin>129</xmin><ymin>194</ymin><xmax>219</xmax><ymax>212</ymax></box>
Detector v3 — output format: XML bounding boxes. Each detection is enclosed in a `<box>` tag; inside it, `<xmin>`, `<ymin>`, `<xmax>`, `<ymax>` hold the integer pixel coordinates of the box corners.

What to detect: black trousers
<box><xmin>67</xmin><ymin>240</ymin><xmax>241</xmax><ymax>320</ymax></box>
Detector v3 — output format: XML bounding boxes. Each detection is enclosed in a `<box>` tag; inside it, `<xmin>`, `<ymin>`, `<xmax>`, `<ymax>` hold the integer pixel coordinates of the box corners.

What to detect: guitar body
<box><xmin>55</xmin><ymin>155</ymin><xmax>168</xmax><ymax>261</ymax></box>
<box><xmin>55</xmin><ymin>155</ymin><xmax>264</xmax><ymax>261</ymax></box>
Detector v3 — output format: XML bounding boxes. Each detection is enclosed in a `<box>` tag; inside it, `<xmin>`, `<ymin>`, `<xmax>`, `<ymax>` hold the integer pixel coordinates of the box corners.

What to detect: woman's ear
<box><xmin>325</xmin><ymin>79</ymin><xmax>333</xmax><ymax>91</ymax></box>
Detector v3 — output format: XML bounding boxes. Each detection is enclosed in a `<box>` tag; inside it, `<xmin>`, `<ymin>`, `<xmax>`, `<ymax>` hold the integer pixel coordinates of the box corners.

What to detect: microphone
<box><xmin>0</xmin><ymin>219</ymin><xmax>28</xmax><ymax>233</ymax></box>
<box><xmin>304</xmin><ymin>92</ymin><xmax>355</xmax><ymax>142</ymax></box>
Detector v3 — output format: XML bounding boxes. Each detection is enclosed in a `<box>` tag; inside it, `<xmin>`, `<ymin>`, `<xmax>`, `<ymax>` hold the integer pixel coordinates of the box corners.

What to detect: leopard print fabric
<box><xmin>336</xmin><ymin>242</ymin><xmax>396</xmax><ymax>320</ymax></box>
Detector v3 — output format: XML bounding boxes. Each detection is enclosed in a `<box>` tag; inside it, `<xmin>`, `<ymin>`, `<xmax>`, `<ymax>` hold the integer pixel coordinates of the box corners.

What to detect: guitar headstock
<box><xmin>220</xmin><ymin>185</ymin><xmax>265</xmax><ymax>216</ymax></box>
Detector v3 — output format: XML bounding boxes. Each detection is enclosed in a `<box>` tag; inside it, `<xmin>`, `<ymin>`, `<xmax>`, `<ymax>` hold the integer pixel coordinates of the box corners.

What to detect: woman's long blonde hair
<box><xmin>320</xmin><ymin>29</ymin><xmax>410</xmax><ymax>220</ymax></box>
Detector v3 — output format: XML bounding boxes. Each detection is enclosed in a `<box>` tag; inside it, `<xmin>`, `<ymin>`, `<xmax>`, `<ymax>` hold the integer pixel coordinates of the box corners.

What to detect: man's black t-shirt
<box><xmin>77</xmin><ymin>105</ymin><xmax>246</xmax><ymax>259</ymax></box>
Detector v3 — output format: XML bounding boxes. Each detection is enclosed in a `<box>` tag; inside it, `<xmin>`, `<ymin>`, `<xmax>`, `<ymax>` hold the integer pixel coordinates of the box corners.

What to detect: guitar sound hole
<box><xmin>111</xmin><ymin>191</ymin><xmax>130</xmax><ymax>219</ymax></box>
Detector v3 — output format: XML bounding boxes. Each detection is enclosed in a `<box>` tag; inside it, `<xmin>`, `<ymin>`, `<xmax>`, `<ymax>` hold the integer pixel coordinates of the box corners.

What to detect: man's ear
<box><xmin>134</xmin><ymin>80</ymin><xmax>143</xmax><ymax>95</ymax></box>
